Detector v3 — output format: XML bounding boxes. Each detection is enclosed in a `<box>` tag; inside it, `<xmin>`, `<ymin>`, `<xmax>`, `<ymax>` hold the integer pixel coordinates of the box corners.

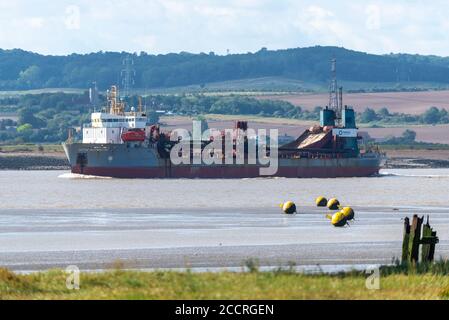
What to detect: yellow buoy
<box><xmin>327</xmin><ymin>198</ymin><xmax>340</xmax><ymax>210</ymax></box>
<box><xmin>315</xmin><ymin>196</ymin><xmax>328</xmax><ymax>207</ymax></box>
<box><xmin>326</xmin><ymin>211</ymin><xmax>347</xmax><ymax>227</ymax></box>
<box><xmin>341</xmin><ymin>207</ymin><xmax>355</xmax><ymax>221</ymax></box>
<box><xmin>280</xmin><ymin>201</ymin><xmax>297</xmax><ymax>214</ymax></box>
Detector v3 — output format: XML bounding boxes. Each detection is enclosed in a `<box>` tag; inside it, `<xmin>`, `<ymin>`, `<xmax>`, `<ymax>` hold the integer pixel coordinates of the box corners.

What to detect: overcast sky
<box><xmin>0</xmin><ymin>0</ymin><xmax>447</xmax><ymax>56</ymax></box>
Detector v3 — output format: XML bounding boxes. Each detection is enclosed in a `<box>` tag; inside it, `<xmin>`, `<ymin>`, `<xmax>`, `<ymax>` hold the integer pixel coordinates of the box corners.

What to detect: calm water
<box><xmin>2</xmin><ymin>169</ymin><xmax>449</xmax><ymax>271</ymax></box>
<box><xmin>1</xmin><ymin>169</ymin><xmax>449</xmax><ymax>209</ymax></box>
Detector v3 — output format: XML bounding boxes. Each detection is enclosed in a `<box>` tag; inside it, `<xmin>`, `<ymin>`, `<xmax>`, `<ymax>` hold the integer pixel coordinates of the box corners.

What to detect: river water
<box><xmin>1</xmin><ymin>169</ymin><xmax>449</xmax><ymax>271</ymax></box>
<box><xmin>0</xmin><ymin>169</ymin><xmax>449</xmax><ymax>210</ymax></box>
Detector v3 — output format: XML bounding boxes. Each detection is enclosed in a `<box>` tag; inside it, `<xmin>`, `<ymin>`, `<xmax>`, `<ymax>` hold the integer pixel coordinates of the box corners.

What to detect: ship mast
<box><xmin>108</xmin><ymin>86</ymin><xmax>125</xmax><ymax>115</ymax></box>
<box><xmin>329</xmin><ymin>58</ymin><xmax>342</xmax><ymax>126</ymax></box>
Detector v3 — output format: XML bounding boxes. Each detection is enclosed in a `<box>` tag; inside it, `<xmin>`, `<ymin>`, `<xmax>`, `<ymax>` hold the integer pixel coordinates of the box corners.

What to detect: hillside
<box><xmin>2</xmin><ymin>46</ymin><xmax>449</xmax><ymax>91</ymax></box>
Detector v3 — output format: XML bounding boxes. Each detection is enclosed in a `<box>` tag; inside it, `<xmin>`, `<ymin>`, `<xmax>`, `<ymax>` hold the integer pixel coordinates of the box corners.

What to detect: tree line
<box><xmin>359</xmin><ymin>106</ymin><xmax>449</xmax><ymax>125</ymax></box>
<box><xmin>2</xmin><ymin>46</ymin><xmax>449</xmax><ymax>91</ymax></box>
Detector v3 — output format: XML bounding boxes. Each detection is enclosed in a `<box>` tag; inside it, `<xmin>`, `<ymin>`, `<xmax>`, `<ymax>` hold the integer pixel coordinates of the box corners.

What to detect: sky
<box><xmin>0</xmin><ymin>0</ymin><xmax>448</xmax><ymax>56</ymax></box>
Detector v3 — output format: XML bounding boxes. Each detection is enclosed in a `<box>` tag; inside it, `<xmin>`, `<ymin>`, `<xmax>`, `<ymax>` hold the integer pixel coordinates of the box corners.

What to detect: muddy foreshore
<box><xmin>0</xmin><ymin>153</ymin><xmax>69</xmax><ymax>170</ymax></box>
<box><xmin>384</xmin><ymin>158</ymin><xmax>449</xmax><ymax>169</ymax></box>
<box><xmin>383</xmin><ymin>149</ymin><xmax>449</xmax><ymax>169</ymax></box>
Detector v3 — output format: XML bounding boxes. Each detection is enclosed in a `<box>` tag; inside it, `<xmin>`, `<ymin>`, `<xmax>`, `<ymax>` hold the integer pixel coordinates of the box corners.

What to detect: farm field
<box><xmin>161</xmin><ymin>116</ymin><xmax>449</xmax><ymax>145</ymax></box>
<box><xmin>364</xmin><ymin>125</ymin><xmax>449</xmax><ymax>144</ymax></box>
<box><xmin>257</xmin><ymin>90</ymin><xmax>449</xmax><ymax>114</ymax></box>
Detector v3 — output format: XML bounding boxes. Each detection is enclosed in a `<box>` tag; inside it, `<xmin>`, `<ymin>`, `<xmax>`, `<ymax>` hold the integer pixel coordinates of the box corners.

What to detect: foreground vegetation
<box><xmin>2</xmin><ymin>261</ymin><xmax>449</xmax><ymax>300</ymax></box>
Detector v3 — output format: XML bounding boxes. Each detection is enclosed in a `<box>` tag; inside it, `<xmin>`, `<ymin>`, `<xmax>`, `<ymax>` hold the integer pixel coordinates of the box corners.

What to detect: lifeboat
<box><xmin>121</xmin><ymin>129</ymin><xmax>145</xmax><ymax>142</ymax></box>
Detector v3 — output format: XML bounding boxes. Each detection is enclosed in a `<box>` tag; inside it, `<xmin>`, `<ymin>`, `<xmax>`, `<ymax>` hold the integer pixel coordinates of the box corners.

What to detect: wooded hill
<box><xmin>1</xmin><ymin>46</ymin><xmax>449</xmax><ymax>91</ymax></box>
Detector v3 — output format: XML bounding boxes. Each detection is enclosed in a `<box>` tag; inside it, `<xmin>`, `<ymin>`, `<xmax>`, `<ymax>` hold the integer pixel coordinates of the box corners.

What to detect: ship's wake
<box><xmin>379</xmin><ymin>171</ymin><xmax>449</xmax><ymax>178</ymax></box>
<box><xmin>58</xmin><ymin>173</ymin><xmax>113</xmax><ymax>179</ymax></box>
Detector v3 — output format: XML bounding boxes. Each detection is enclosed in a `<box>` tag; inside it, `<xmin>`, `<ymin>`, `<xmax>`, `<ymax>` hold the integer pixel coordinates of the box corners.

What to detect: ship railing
<box><xmin>279</xmin><ymin>148</ymin><xmax>352</xmax><ymax>159</ymax></box>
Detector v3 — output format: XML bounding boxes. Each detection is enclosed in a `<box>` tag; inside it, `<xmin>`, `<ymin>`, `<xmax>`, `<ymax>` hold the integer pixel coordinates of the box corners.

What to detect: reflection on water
<box><xmin>0</xmin><ymin>169</ymin><xmax>449</xmax><ymax>209</ymax></box>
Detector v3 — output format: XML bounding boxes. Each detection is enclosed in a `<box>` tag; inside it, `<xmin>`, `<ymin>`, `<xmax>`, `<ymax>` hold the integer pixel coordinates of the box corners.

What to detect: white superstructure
<box><xmin>82</xmin><ymin>86</ymin><xmax>147</xmax><ymax>144</ymax></box>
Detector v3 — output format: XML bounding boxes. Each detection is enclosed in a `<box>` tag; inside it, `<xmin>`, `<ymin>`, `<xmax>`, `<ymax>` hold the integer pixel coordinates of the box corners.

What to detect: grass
<box><xmin>0</xmin><ymin>88</ymin><xmax>85</xmax><ymax>97</ymax></box>
<box><xmin>0</xmin><ymin>143</ymin><xmax>64</xmax><ymax>153</ymax></box>
<box><xmin>2</xmin><ymin>261</ymin><xmax>449</xmax><ymax>300</ymax></box>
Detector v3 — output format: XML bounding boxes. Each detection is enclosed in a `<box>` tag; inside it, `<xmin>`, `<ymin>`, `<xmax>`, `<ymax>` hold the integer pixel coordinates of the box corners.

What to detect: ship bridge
<box><xmin>90</xmin><ymin>112</ymin><xmax>147</xmax><ymax>129</ymax></box>
<box><xmin>82</xmin><ymin>86</ymin><xmax>147</xmax><ymax>144</ymax></box>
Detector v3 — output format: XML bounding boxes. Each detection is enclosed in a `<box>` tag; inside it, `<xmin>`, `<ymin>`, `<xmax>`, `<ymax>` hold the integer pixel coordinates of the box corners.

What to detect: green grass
<box><xmin>0</xmin><ymin>88</ymin><xmax>85</xmax><ymax>97</ymax></box>
<box><xmin>0</xmin><ymin>143</ymin><xmax>63</xmax><ymax>153</ymax></box>
<box><xmin>2</xmin><ymin>261</ymin><xmax>449</xmax><ymax>300</ymax></box>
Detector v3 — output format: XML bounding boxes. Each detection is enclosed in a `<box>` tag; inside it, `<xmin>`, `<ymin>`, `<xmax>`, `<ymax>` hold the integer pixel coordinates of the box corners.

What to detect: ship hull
<box><xmin>63</xmin><ymin>142</ymin><xmax>382</xmax><ymax>179</ymax></box>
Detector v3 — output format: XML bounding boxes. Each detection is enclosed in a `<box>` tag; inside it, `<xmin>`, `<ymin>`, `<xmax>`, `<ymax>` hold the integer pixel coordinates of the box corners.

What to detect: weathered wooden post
<box><xmin>408</xmin><ymin>215</ymin><xmax>423</xmax><ymax>263</ymax></box>
<box><xmin>402</xmin><ymin>215</ymin><xmax>439</xmax><ymax>264</ymax></box>
<box><xmin>402</xmin><ymin>217</ymin><xmax>410</xmax><ymax>262</ymax></box>
<box><xmin>420</xmin><ymin>216</ymin><xmax>439</xmax><ymax>263</ymax></box>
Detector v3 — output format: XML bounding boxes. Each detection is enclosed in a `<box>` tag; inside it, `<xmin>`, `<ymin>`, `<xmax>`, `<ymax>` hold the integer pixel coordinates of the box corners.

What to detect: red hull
<box><xmin>72</xmin><ymin>165</ymin><xmax>380</xmax><ymax>179</ymax></box>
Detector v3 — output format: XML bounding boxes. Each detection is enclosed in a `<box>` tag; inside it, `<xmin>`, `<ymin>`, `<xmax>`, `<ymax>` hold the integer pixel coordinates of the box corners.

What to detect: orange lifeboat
<box><xmin>121</xmin><ymin>129</ymin><xmax>145</xmax><ymax>142</ymax></box>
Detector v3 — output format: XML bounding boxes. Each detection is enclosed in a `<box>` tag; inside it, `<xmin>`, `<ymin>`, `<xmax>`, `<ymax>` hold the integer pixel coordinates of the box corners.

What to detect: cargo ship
<box><xmin>63</xmin><ymin>65</ymin><xmax>383</xmax><ymax>179</ymax></box>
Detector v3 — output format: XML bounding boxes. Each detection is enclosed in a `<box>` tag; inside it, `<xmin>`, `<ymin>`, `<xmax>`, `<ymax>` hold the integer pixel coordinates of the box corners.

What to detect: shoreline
<box><xmin>0</xmin><ymin>152</ymin><xmax>69</xmax><ymax>170</ymax></box>
<box><xmin>384</xmin><ymin>149</ymin><xmax>449</xmax><ymax>169</ymax></box>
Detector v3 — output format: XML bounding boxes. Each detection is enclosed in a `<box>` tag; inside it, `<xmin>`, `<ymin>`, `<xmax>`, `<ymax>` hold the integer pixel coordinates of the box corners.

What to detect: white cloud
<box><xmin>28</xmin><ymin>17</ymin><xmax>45</xmax><ymax>28</ymax></box>
<box><xmin>0</xmin><ymin>0</ymin><xmax>448</xmax><ymax>56</ymax></box>
<box><xmin>365</xmin><ymin>4</ymin><xmax>381</xmax><ymax>30</ymax></box>
<box><xmin>64</xmin><ymin>5</ymin><xmax>81</xmax><ymax>30</ymax></box>
<box><xmin>294</xmin><ymin>5</ymin><xmax>368</xmax><ymax>51</ymax></box>
<box><xmin>132</xmin><ymin>35</ymin><xmax>157</xmax><ymax>52</ymax></box>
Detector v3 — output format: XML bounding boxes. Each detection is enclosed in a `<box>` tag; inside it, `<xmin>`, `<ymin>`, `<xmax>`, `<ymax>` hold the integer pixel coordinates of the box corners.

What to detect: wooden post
<box><xmin>402</xmin><ymin>217</ymin><xmax>410</xmax><ymax>263</ymax></box>
<box><xmin>402</xmin><ymin>215</ymin><xmax>439</xmax><ymax>264</ymax></box>
<box><xmin>429</xmin><ymin>231</ymin><xmax>437</xmax><ymax>261</ymax></box>
<box><xmin>421</xmin><ymin>216</ymin><xmax>432</xmax><ymax>263</ymax></box>
<box><xmin>408</xmin><ymin>215</ymin><xmax>423</xmax><ymax>263</ymax></box>
<box><xmin>420</xmin><ymin>216</ymin><xmax>439</xmax><ymax>263</ymax></box>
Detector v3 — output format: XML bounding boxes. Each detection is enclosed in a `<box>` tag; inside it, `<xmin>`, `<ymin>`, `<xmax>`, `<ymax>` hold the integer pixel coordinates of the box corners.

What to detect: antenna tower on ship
<box><xmin>329</xmin><ymin>58</ymin><xmax>342</xmax><ymax>126</ymax></box>
<box><xmin>121</xmin><ymin>55</ymin><xmax>136</xmax><ymax>98</ymax></box>
<box><xmin>108</xmin><ymin>85</ymin><xmax>125</xmax><ymax>115</ymax></box>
